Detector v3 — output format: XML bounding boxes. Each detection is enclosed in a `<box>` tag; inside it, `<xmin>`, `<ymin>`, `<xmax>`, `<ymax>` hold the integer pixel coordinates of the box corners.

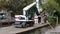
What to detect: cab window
<box><xmin>19</xmin><ymin>17</ymin><xmax>25</xmax><ymax>20</ymax></box>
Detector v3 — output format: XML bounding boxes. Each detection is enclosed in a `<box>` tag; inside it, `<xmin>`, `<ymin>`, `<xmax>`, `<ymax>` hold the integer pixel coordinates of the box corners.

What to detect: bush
<box><xmin>47</xmin><ymin>16</ymin><xmax>56</xmax><ymax>27</ymax></box>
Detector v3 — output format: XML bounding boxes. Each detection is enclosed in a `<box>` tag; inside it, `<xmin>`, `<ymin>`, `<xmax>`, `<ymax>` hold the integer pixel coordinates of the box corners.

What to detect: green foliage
<box><xmin>54</xmin><ymin>11</ymin><xmax>60</xmax><ymax>17</ymax></box>
<box><xmin>41</xmin><ymin>0</ymin><xmax>60</xmax><ymax>16</ymax></box>
<box><xmin>0</xmin><ymin>0</ymin><xmax>7</xmax><ymax>9</ymax></box>
<box><xmin>42</xmin><ymin>0</ymin><xmax>56</xmax><ymax>15</ymax></box>
<box><xmin>47</xmin><ymin>0</ymin><xmax>60</xmax><ymax>13</ymax></box>
<box><xmin>43</xmin><ymin>0</ymin><xmax>60</xmax><ymax>24</ymax></box>
<box><xmin>29</xmin><ymin>5</ymin><xmax>37</xmax><ymax>19</ymax></box>
<box><xmin>48</xmin><ymin>16</ymin><xmax>56</xmax><ymax>23</ymax></box>
<box><xmin>55</xmin><ymin>0</ymin><xmax>60</xmax><ymax>6</ymax></box>
<box><xmin>0</xmin><ymin>0</ymin><xmax>33</xmax><ymax>14</ymax></box>
<box><xmin>47</xmin><ymin>16</ymin><xmax>56</xmax><ymax>27</ymax></box>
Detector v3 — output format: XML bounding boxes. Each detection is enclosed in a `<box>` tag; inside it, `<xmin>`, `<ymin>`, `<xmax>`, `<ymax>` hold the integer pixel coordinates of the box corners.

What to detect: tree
<box><xmin>41</xmin><ymin>0</ymin><xmax>60</xmax><ymax>25</ymax></box>
<box><xmin>41</xmin><ymin>0</ymin><xmax>60</xmax><ymax>16</ymax></box>
<box><xmin>0</xmin><ymin>0</ymin><xmax>8</xmax><ymax>9</ymax></box>
<box><xmin>0</xmin><ymin>0</ymin><xmax>33</xmax><ymax>14</ymax></box>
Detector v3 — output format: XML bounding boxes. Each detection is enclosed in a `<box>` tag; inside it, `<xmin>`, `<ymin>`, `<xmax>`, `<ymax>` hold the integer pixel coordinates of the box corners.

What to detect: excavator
<box><xmin>14</xmin><ymin>0</ymin><xmax>42</xmax><ymax>28</ymax></box>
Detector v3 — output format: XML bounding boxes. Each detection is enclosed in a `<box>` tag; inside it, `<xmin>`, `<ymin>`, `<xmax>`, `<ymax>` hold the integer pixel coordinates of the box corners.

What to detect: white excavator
<box><xmin>14</xmin><ymin>0</ymin><xmax>42</xmax><ymax>28</ymax></box>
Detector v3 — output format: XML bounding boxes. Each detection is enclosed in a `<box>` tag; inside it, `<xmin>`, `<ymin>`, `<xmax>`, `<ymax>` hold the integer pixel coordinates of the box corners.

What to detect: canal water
<box><xmin>18</xmin><ymin>26</ymin><xmax>50</xmax><ymax>34</ymax></box>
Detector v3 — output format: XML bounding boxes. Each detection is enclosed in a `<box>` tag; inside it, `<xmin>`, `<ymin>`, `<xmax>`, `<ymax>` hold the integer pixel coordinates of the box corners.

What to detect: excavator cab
<box><xmin>14</xmin><ymin>15</ymin><xmax>34</xmax><ymax>28</ymax></box>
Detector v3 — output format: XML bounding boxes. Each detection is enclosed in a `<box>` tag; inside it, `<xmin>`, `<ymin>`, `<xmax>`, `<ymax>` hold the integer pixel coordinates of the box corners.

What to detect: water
<box><xmin>18</xmin><ymin>26</ymin><xmax>50</xmax><ymax>34</ymax></box>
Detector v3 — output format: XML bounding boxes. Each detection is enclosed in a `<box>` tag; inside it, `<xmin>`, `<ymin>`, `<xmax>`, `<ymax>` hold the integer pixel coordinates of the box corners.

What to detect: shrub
<box><xmin>47</xmin><ymin>16</ymin><xmax>56</xmax><ymax>27</ymax></box>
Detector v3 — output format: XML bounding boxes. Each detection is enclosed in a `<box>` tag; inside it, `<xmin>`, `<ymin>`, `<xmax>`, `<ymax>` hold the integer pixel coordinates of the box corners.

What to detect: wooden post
<box><xmin>56</xmin><ymin>16</ymin><xmax>58</xmax><ymax>26</ymax></box>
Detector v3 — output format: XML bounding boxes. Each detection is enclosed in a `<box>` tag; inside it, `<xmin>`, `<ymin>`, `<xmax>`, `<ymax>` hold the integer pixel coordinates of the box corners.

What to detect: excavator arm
<box><xmin>23</xmin><ymin>0</ymin><xmax>42</xmax><ymax>16</ymax></box>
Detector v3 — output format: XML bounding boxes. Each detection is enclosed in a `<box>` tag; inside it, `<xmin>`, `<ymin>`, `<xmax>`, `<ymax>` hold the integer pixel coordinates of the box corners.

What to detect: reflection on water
<box><xmin>19</xmin><ymin>26</ymin><xmax>50</xmax><ymax>34</ymax></box>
